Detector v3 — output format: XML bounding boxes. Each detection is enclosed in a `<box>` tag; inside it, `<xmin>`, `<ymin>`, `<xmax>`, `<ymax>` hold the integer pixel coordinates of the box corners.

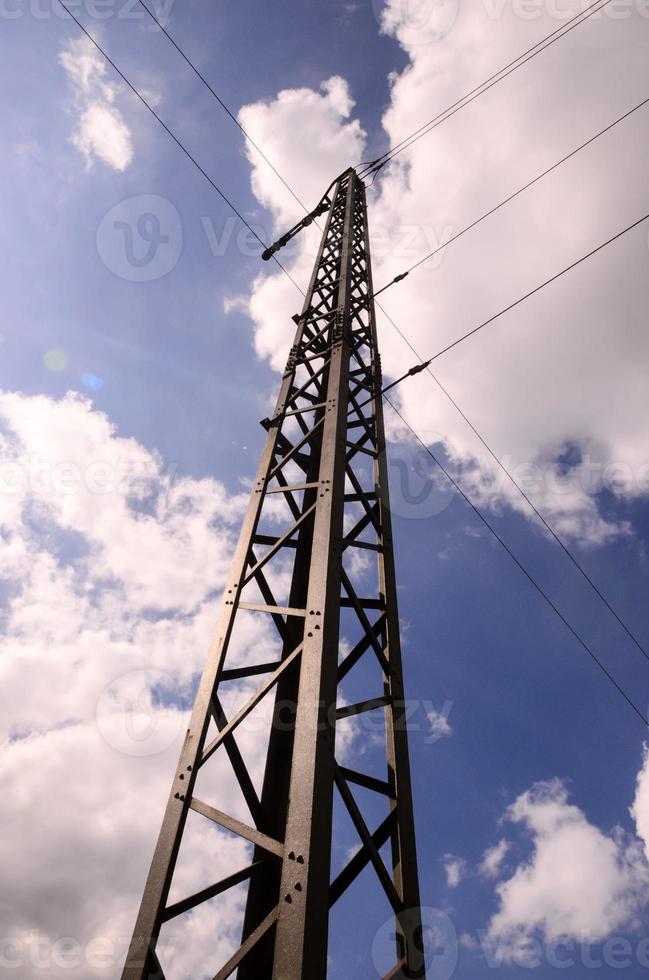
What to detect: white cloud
<box><xmin>630</xmin><ymin>745</ymin><xmax>649</xmax><ymax>862</ymax></box>
<box><xmin>479</xmin><ymin>839</ymin><xmax>510</xmax><ymax>879</ymax></box>
<box><xmin>367</xmin><ymin>2</ymin><xmax>649</xmax><ymax>545</ymax></box>
<box><xmin>0</xmin><ymin>389</ymin><xmax>363</xmax><ymax>978</ymax></box>
<box><xmin>459</xmin><ymin>930</ymin><xmax>480</xmax><ymax>950</ymax></box>
<box><xmin>0</xmin><ymin>390</ymin><xmax>273</xmax><ymax>979</ymax></box>
<box><xmin>238</xmin><ymin>75</ymin><xmax>365</xmax><ymax>230</ymax></box>
<box><xmin>443</xmin><ymin>854</ymin><xmax>467</xmax><ymax>888</ymax></box>
<box><xmin>238</xmin><ymin>6</ymin><xmax>649</xmax><ymax>546</ymax></box>
<box><xmin>237</xmin><ymin>77</ymin><xmax>366</xmax><ymax>372</ymax></box>
<box><xmin>487</xmin><ymin>780</ymin><xmax>649</xmax><ymax>945</ymax></box>
<box><xmin>378</xmin><ymin>0</ymin><xmax>459</xmax><ymax>46</ymax></box>
<box><xmin>0</xmin><ymin>391</ymin><xmax>247</xmax><ymax>616</ymax></box>
<box><xmin>72</xmin><ymin>103</ymin><xmax>134</xmax><ymax>172</ymax></box>
<box><xmin>426</xmin><ymin>701</ymin><xmax>453</xmax><ymax>740</ymax></box>
<box><xmin>222</xmin><ymin>294</ymin><xmax>249</xmax><ymax>316</ymax></box>
<box><xmin>0</xmin><ymin>720</ymin><xmax>255</xmax><ymax>979</ymax></box>
<box><xmin>58</xmin><ymin>37</ymin><xmax>134</xmax><ymax>171</ymax></box>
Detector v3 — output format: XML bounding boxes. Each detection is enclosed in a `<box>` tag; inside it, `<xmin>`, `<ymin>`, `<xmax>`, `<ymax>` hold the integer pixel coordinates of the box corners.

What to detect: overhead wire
<box><xmin>380</xmin><ymin>211</ymin><xmax>649</xmax><ymax>375</ymax></box>
<box><xmin>384</xmin><ymin>395</ymin><xmax>649</xmax><ymax>728</ymax></box>
<box><xmin>361</xmin><ymin>208</ymin><xmax>649</xmax><ymax>668</ymax></box>
<box><xmin>132</xmin><ymin>0</ymin><xmax>340</xmax><ymax>278</ymax></box>
<box><xmin>134</xmin><ymin>0</ymin><xmax>312</xmax><ymax>217</ymax></box>
<box><xmin>54</xmin><ymin>0</ymin><xmax>306</xmax><ymax>297</ymax></box>
<box><xmin>373</xmin><ymin>94</ymin><xmax>649</xmax><ymax>298</ymax></box>
<box><xmin>124</xmin><ymin>0</ymin><xmax>649</xmax><ymax>680</ymax></box>
<box><xmin>374</xmin><ymin>298</ymin><xmax>649</xmax><ymax>667</ymax></box>
<box><xmin>57</xmin><ymin>0</ymin><xmax>649</xmax><ymax>708</ymax></box>
<box><xmin>358</xmin><ymin>0</ymin><xmax>615</xmax><ymax>178</ymax></box>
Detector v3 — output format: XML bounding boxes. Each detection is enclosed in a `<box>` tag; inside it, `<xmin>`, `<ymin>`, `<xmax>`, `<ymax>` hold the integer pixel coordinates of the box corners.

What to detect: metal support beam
<box><xmin>121</xmin><ymin>169</ymin><xmax>425</xmax><ymax>980</ymax></box>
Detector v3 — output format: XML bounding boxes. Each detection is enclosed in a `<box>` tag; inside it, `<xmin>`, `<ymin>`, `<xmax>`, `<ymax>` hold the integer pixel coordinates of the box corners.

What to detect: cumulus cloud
<box><xmin>426</xmin><ymin>701</ymin><xmax>453</xmax><ymax>740</ymax></box>
<box><xmin>443</xmin><ymin>854</ymin><xmax>467</xmax><ymax>888</ymax></box>
<box><xmin>479</xmin><ymin>838</ymin><xmax>510</xmax><ymax>879</ymax></box>
<box><xmin>0</xmin><ymin>390</ymin><xmax>364</xmax><ymax>978</ymax></box>
<box><xmin>238</xmin><ymin>75</ymin><xmax>365</xmax><ymax>230</ymax></box>
<box><xmin>238</xmin><ymin>5</ymin><xmax>649</xmax><ymax>546</ymax></box>
<box><xmin>58</xmin><ymin>37</ymin><xmax>134</xmax><ymax>171</ymax></box>
<box><xmin>487</xmin><ymin>780</ymin><xmax>649</xmax><ymax>946</ymax></box>
<box><xmin>0</xmin><ymin>391</ymin><xmax>247</xmax><ymax>616</ymax></box>
<box><xmin>236</xmin><ymin>77</ymin><xmax>366</xmax><ymax>371</ymax></box>
<box><xmin>368</xmin><ymin>0</ymin><xmax>649</xmax><ymax>545</ymax></box>
<box><xmin>0</xmin><ymin>391</ymin><xmax>274</xmax><ymax>978</ymax></box>
<box><xmin>631</xmin><ymin>746</ymin><xmax>649</xmax><ymax>862</ymax></box>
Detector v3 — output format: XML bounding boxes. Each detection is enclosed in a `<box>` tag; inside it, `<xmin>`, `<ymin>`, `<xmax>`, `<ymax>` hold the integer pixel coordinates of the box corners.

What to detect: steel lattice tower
<box><xmin>122</xmin><ymin>168</ymin><xmax>425</xmax><ymax>980</ymax></box>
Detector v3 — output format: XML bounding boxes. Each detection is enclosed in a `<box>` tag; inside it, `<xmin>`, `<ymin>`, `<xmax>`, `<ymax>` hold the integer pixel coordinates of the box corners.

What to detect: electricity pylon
<box><xmin>122</xmin><ymin>168</ymin><xmax>425</xmax><ymax>980</ymax></box>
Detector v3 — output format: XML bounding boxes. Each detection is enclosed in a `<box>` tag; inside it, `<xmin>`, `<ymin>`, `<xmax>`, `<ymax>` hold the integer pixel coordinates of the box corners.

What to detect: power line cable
<box><xmin>131</xmin><ymin>0</ymin><xmax>637</xmax><ymax>428</ymax></box>
<box><xmin>368</xmin><ymin>210</ymin><xmax>649</xmax><ymax>668</ymax></box>
<box><xmin>384</xmin><ymin>395</ymin><xmax>648</xmax><ymax>728</ymax></box>
<box><xmin>133</xmin><ymin>0</ymin><xmax>344</xmax><ymax>282</ymax></box>
<box><xmin>381</xmin><ymin>212</ymin><xmax>649</xmax><ymax>373</ymax></box>
<box><xmin>373</xmin><ymin>94</ymin><xmax>649</xmax><ymax>298</ymax></box>
<box><xmin>374</xmin><ymin>301</ymin><xmax>649</xmax><ymax>666</ymax></box>
<box><xmin>55</xmin><ymin>0</ymin><xmax>306</xmax><ymax>296</ymax></box>
<box><xmin>135</xmin><ymin>0</ymin><xmax>612</xmax><ymax>236</ymax></box>
<box><xmin>134</xmin><ymin>0</ymin><xmax>312</xmax><ymax>217</ymax></box>
<box><xmin>78</xmin><ymin>0</ymin><xmax>649</xmax><ymax>684</ymax></box>
<box><xmin>133</xmin><ymin>0</ymin><xmax>614</xmax><ymax>311</ymax></box>
<box><xmin>134</xmin><ymin>6</ymin><xmax>649</xmax><ymax>671</ymax></box>
<box><xmin>359</xmin><ymin>0</ymin><xmax>615</xmax><ymax>177</ymax></box>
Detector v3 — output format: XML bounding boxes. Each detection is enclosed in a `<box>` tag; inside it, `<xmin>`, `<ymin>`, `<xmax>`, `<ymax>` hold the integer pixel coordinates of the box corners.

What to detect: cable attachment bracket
<box><xmin>261</xmin><ymin>201</ymin><xmax>331</xmax><ymax>261</ymax></box>
<box><xmin>405</xmin><ymin>360</ymin><xmax>431</xmax><ymax>379</ymax></box>
<box><xmin>260</xmin><ymin>168</ymin><xmax>355</xmax><ymax>262</ymax></box>
<box><xmin>367</xmin><ymin>160</ymin><xmax>387</xmax><ymax>186</ymax></box>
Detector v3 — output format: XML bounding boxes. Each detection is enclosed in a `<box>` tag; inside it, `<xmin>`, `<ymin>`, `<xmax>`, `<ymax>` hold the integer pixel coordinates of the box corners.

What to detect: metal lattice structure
<box><xmin>122</xmin><ymin>168</ymin><xmax>425</xmax><ymax>980</ymax></box>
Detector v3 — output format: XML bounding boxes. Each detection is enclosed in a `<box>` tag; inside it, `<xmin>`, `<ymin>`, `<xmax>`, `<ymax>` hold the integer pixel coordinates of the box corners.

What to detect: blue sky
<box><xmin>3</xmin><ymin>1</ymin><xmax>649</xmax><ymax>978</ymax></box>
<box><xmin>0</xmin><ymin>0</ymin><xmax>404</xmax><ymax>484</ymax></box>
